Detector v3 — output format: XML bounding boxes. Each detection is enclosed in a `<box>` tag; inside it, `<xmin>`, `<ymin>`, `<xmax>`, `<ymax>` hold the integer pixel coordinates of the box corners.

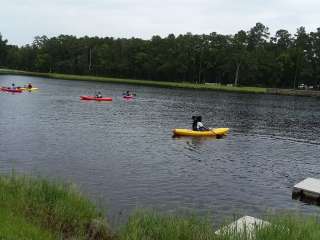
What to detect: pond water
<box><xmin>1</xmin><ymin>75</ymin><xmax>320</xmax><ymax>225</ymax></box>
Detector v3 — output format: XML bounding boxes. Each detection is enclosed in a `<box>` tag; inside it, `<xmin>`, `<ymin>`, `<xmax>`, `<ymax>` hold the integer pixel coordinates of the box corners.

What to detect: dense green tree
<box><xmin>0</xmin><ymin>33</ymin><xmax>8</xmax><ymax>66</ymax></box>
<box><xmin>310</xmin><ymin>28</ymin><xmax>320</xmax><ymax>88</ymax></box>
<box><xmin>229</xmin><ymin>30</ymin><xmax>248</xmax><ymax>86</ymax></box>
<box><xmin>1</xmin><ymin>23</ymin><xmax>320</xmax><ymax>89</ymax></box>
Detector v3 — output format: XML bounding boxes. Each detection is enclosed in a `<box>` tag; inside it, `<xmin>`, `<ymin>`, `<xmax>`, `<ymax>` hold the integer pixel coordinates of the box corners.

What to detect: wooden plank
<box><xmin>293</xmin><ymin>178</ymin><xmax>320</xmax><ymax>199</ymax></box>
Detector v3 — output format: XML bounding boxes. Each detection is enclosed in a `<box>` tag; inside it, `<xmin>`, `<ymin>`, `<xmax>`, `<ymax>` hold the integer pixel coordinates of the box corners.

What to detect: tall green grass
<box><xmin>256</xmin><ymin>214</ymin><xmax>320</xmax><ymax>240</ymax></box>
<box><xmin>0</xmin><ymin>175</ymin><xmax>112</xmax><ymax>239</ymax></box>
<box><xmin>120</xmin><ymin>210</ymin><xmax>217</xmax><ymax>240</ymax></box>
<box><xmin>1</xmin><ymin>174</ymin><xmax>320</xmax><ymax>240</ymax></box>
<box><xmin>120</xmin><ymin>211</ymin><xmax>320</xmax><ymax>240</ymax></box>
<box><xmin>0</xmin><ymin>208</ymin><xmax>56</xmax><ymax>240</ymax></box>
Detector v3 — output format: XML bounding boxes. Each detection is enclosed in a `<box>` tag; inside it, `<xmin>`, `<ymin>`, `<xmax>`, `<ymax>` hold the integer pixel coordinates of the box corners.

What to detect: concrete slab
<box><xmin>215</xmin><ymin>216</ymin><xmax>270</xmax><ymax>235</ymax></box>
<box><xmin>293</xmin><ymin>178</ymin><xmax>320</xmax><ymax>200</ymax></box>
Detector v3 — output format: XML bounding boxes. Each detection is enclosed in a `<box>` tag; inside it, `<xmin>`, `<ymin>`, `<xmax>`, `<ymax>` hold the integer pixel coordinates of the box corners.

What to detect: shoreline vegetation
<box><xmin>1</xmin><ymin>68</ymin><xmax>320</xmax><ymax>97</ymax></box>
<box><xmin>0</xmin><ymin>174</ymin><xmax>111</xmax><ymax>240</ymax></box>
<box><xmin>1</xmin><ymin>174</ymin><xmax>320</xmax><ymax>240</ymax></box>
<box><xmin>0</xmin><ymin>24</ymin><xmax>320</xmax><ymax>91</ymax></box>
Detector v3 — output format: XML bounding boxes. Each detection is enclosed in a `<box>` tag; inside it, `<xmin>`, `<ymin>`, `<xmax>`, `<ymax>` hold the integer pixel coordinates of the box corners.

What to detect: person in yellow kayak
<box><xmin>27</xmin><ymin>83</ymin><xmax>33</xmax><ymax>89</ymax></box>
<box><xmin>192</xmin><ymin>116</ymin><xmax>209</xmax><ymax>131</ymax></box>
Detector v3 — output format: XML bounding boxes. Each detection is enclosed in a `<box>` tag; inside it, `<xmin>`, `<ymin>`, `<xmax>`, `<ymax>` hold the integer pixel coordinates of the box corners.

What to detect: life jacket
<box><xmin>192</xmin><ymin>116</ymin><xmax>202</xmax><ymax>131</ymax></box>
<box><xmin>192</xmin><ymin>120</ymin><xmax>198</xmax><ymax>131</ymax></box>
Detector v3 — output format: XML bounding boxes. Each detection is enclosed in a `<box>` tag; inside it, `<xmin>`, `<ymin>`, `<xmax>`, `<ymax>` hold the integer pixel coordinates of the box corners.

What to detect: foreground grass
<box><xmin>0</xmin><ymin>68</ymin><xmax>267</xmax><ymax>94</ymax></box>
<box><xmin>1</xmin><ymin>174</ymin><xmax>320</xmax><ymax>239</ymax></box>
<box><xmin>120</xmin><ymin>211</ymin><xmax>320</xmax><ymax>240</ymax></box>
<box><xmin>0</xmin><ymin>175</ymin><xmax>111</xmax><ymax>239</ymax></box>
<box><xmin>120</xmin><ymin>211</ymin><xmax>217</xmax><ymax>240</ymax></box>
<box><xmin>0</xmin><ymin>208</ymin><xmax>55</xmax><ymax>240</ymax></box>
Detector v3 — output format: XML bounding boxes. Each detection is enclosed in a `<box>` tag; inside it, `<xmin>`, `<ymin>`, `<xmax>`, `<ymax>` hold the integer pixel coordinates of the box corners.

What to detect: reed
<box><xmin>1</xmin><ymin>173</ymin><xmax>320</xmax><ymax>240</ymax></box>
<box><xmin>0</xmin><ymin>174</ymin><xmax>112</xmax><ymax>239</ymax></box>
<box><xmin>120</xmin><ymin>210</ymin><xmax>320</xmax><ymax>240</ymax></box>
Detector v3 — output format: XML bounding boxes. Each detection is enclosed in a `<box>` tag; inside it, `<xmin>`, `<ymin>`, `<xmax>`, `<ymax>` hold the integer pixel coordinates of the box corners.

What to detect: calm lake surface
<box><xmin>1</xmin><ymin>75</ymin><xmax>320</xmax><ymax>225</ymax></box>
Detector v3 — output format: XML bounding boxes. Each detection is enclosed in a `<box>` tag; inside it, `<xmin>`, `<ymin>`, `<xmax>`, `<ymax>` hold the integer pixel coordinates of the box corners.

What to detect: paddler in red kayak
<box><xmin>96</xmin><ymin>91</ymin><xmax>102</xmax><ymax>98</ymax></box>
<box><xmin>123</xmin><ymin>90</ymin><xmax>136</xmax><ymax>97</ymax></box>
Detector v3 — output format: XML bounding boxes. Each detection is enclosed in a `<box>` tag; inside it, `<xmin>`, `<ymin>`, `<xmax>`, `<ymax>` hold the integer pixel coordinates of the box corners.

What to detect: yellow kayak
<box><xmin>173</xmin><ymin>128</ymin><xmax>229</xmax><ymax>137</ymax></box>
<box><xmin>20</xmin><ymin>87</ymin><xmax>39</xmax><ymax>91</ymax></box>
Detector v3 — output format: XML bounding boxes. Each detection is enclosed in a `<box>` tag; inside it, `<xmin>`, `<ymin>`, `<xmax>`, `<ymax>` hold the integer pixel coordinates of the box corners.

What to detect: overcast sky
<box><xmin>1</xmin><ymin>0</ymin><xmax>319</xmax><ymax>46</ymax></box>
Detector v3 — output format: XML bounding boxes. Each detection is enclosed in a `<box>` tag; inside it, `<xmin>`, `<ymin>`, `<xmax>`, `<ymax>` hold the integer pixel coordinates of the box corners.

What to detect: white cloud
<box><xmin>1</xmin><ymin>0</ymin><xmax>319</xmax><ymax>46</ymax></box>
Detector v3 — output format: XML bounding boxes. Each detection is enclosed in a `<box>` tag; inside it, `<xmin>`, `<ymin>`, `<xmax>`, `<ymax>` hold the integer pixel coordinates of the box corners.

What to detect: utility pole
<box><xmin>293</xmin><ymin>49</ymin><xmax>307</xmax><ymax>89</ymax></box>
<box><xmin>88</xmin><ymin>47</ymin><xmax>92</xmax><ymax>72</ymax></box>
<box><xmin>293</xmin><ymin>57</ymin><xmax>298</xmax><ymax>89</ymax></box>
<box><xmin>234</xmin><ymin>62</ymin><xmax>241</xmax><ymax>86</ymax></box>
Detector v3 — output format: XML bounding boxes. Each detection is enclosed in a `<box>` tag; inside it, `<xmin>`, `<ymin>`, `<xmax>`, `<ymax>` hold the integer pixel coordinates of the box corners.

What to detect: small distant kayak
<box><xmin>172</xmin><ymin>128</ymin><xmax>229</xmax><ymax>137</ymax></box>
<box><xmin>20</xmin><ymin>87</ymin><xmax>39</xmax><ymax>91</ymax></box>
<box><xmin>1</xmin><ymin>87</ymin><xmax>23</xmax><ymax>93</ymax></box>
<box><xmin>123</xmin><ymin>95</ymin><xmax>133</xmax><ymax>99</ymax></box>
<box><xmin>80</xmin><ymin>96</ymin><xmax>112</xmax><ymax>101</ymax></box>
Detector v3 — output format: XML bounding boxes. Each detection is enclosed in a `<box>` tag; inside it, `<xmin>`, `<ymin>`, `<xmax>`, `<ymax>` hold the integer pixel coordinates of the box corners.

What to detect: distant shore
<box><xmin>1</xmin><ymin>68</ymin><xmax>320</xmax><ymax>96</ymax></box>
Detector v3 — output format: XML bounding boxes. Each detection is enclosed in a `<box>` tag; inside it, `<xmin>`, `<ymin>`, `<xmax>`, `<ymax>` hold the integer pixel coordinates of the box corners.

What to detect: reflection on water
<box><xmin>1</xmin><ymin>74</ymin><xmax>320</xmax><ymax>225</ymax></box>
<box><xmin>173</xmin><ymin>135</ymin><xmax>224</xmax><ymax>153</ymax></box>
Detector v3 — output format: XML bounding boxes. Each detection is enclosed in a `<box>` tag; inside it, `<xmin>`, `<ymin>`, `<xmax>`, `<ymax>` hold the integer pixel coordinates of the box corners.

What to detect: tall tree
<box><xmin>0</xmin><ymin>33</ymin><xmax>8</xmax><ymax>66</ymax></box>
<box><xmin>231</xmin><ymin>30</ymin><xmax>248</xmax><ymax>86</ymax></box>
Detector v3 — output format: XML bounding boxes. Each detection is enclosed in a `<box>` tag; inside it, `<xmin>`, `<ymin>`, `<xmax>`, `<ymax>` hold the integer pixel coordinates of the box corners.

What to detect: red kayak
<box><xmin>80</xmin><ymin>96</ymin><xmax>112</xmax><ymax>101</ymax></box>
<box><xmin>1</xmin><ymin>87</ymin><xmax>23</xmax><ymax>93</ymax></box>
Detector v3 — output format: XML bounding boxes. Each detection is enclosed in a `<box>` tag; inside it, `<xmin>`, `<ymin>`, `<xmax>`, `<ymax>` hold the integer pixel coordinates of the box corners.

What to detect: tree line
<box><xmin>1</xmin><ymin>23</ymin><xmax>320</xmax><ymax>88</ymax></box>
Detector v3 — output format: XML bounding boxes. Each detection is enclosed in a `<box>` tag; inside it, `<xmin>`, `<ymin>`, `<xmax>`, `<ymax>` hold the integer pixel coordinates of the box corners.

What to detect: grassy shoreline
<box><xmin>1</xmin><ymin>174</ymin><xmax>320</xmax><ymax>239</ymax></box>
<box><xmin>0</xmin><ymin>68</ymin><xmax>267</xmax><ymax>94</ymax></box>
<box><xmin>3</xmin><ymin>68</ymin><xmax>320</xmax><ymax>96</ymax></box>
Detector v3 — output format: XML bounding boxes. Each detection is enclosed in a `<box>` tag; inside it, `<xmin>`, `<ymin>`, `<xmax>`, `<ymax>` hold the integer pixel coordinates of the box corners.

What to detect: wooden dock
<box><xmin>293</xmin><ymin>178</ymin><xmax>320</xmax><ymax>203</ymax></box>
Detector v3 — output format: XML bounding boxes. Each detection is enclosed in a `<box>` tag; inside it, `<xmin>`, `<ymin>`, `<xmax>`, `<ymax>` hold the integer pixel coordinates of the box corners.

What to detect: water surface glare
<box><xmin>1</xmin><ymin>75</ymin><xmax>320</xmax><ymax>224</ymax></box>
